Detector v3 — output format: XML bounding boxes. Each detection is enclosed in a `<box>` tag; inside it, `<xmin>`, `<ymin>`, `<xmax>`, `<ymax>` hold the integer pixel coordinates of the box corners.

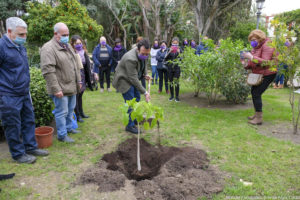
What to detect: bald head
<box><xmin>54</xmin><ymin>22</ymin><xmax>68</xmax><ymax>34</ymax></box>
<box><xmin>53</xmin><ymin>22</ymin><xmax>69</xmax><ymax>43</ymax></box>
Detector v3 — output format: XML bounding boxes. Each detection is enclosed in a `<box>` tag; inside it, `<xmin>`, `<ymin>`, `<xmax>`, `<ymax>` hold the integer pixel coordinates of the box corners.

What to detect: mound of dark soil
<box><xmin>79</xmin><ymin>137</ymin><xmax>224</xmax><ymax>199</ymax></box>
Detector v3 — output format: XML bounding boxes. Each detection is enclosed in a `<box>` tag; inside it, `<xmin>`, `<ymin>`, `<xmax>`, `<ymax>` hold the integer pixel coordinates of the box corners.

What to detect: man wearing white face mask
<box><xmin>40</xmin><ymin>22</ymin><xmax>81</xmax><ymax>143</ymax></box>
<box><xmin>0</xmin><ymin>17</ymin><xmax>49</xmax><ymax>163</ymax></box>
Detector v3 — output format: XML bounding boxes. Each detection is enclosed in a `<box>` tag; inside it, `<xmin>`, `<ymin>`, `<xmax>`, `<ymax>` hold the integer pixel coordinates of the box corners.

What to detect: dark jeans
<box><xmin>141</xmin><ymin>78</ymin><xmax>146</xmax><ymax>88</ymax></box>
<box><xmin>251</xmin><ymin>73</ymin><xmax>276</xmax><ymax>112</ymax></box>
<box><xmin>168</xmin><ymin>66</ymin><xmax>181</xmax><ymax>98</ymax></box>
<box><xmin>75</xmin><ymin>91</ymin><xmax>85</xmax><ymax>117</ymax></box>
<box><xmin>275</xmin><ymin>73</ymin><xmax>284</xmax><ymax>85</ymax></box>
<box><xmin>0</xmin><ymin>94</ymin><xmax>37</xmax><ymax>159</ymax></box>
<box><xmin>122</xmin><ymin>86</ymin><xmax>141</xmax><ymax>128</ymax></box>
<box><xmin>99</xmin><ymin>65</ymin><xmax>111</xmax><ymax>89</ymax></box>
<box><xmin>158</xmin><ymin>68</ymin><xmax>168</xmax><ymax>92</ymax></box>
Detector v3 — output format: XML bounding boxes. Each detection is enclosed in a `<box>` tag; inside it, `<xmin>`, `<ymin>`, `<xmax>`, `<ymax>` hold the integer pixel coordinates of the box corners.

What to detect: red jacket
<box><xmin>245</xmin><ymin>38</ymin><xmax>277</xmax><ymax>76</ymax></box>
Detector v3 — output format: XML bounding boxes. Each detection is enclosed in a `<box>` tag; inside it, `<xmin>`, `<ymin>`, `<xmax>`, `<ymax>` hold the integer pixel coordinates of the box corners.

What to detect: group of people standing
<box><xmin>0</xmin><ymin>16</ymin><xmax>283</xmax><ymax>163</ymax></box>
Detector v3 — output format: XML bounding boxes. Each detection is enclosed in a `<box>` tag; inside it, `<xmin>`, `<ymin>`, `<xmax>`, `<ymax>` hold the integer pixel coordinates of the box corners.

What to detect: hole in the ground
<box><xmin>102</xmin><ymin>138</ymin><xmax>183</xmax><ymax>181</ymax></box>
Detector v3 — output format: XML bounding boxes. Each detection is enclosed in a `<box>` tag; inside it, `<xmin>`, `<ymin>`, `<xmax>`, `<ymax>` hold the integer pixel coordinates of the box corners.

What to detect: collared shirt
<box><xmin>4</xmin><ymin>34</ymin><xmax>20</xmax><ymax>50</ymax></box>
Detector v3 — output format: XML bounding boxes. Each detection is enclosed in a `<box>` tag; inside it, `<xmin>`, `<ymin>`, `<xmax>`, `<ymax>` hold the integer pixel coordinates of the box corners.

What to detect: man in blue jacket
<box><xmin>93</xmin><ymin>36</ymin><xmax>113</xmax><ymax>92</ymax></box>
<box><xmin>0</xmin><ymin>17</ymin><xmax>49</xmax><ymax>164</ymax></box>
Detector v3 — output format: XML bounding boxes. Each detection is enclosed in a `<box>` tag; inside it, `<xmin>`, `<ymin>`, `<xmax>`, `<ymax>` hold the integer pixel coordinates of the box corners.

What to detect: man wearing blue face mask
<box><xmin>40</xmin><ymin>22</ymin><xmax>82</xmax><ymax>143</ymax></box>
<box><xmin>113</xmin><ymin>39</ymin><xmax>152</xmax><ymax>134</ymax></box>
<box><xmin>0</xmin><ymin>17</ymin><xmax>49</xmax><ymax>163</ymax></box>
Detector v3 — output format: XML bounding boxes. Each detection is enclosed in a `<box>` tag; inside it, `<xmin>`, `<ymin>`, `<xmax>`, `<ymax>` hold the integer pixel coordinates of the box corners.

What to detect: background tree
<box><xmin>24</xmin><ymin>0</ymin><xmax>103</xmax><ymax>46</ymax></box>
<box><xmin>186</xmin><ymin>0</ymin><xmax>252</xmax><ymax>41</ymax></box>
<box><xmin>0</xmin><ymin>0</ymin><xmax>25</xmax><ymax>37</ymax></box>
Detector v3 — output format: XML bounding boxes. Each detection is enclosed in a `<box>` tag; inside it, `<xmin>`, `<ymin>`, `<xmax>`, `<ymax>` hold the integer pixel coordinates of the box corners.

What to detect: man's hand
<box><xmin>79</xmin><ymin>83</ymin><xmax>82</xmax><ymax>89</ymax></box>
<box><xmin>54</xmin><ymin>91</ymin><xmax>63</xmax><ymax>98</ymax></box>
<box><xmin>145</xmin><ymin>93</ymin><xmax>151</xmax><ymax>102</ymax></box>
<box><xmin>144</xmin><ymin>75</ymin><xmax>152</xmax><ymax>81</ymax></box>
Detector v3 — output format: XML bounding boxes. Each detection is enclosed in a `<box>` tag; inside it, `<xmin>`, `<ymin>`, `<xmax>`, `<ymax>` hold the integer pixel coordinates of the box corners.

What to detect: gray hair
<box><xmin>6</xmin><ymin>17</ymin><xmax>27</xmax><ymax>32</ymax></box>
<box><xmin>53</xmin><ymin>22</ymin><xmax>68</xmax><ymax>33</ymax></box>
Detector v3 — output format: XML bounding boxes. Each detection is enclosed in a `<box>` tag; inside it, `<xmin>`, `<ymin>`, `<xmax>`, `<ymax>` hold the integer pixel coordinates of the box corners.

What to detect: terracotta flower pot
<box><xmin>35</xmin><ymin>126</ymin><xmax>54</xmax><ymax>149</ymax></box>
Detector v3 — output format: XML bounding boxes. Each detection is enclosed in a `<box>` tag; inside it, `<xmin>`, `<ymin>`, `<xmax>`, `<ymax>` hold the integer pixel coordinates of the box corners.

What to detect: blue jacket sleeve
<box><xmin>108</xmin><ymin>46</ymin><xmax>113</xmax><ymax>66</ymax></box>
<box><xmin>156</xmin><ymin>51</ymin><xmax>165</xmax><ymax>62</ymax></box>
<box><xmin>92</xmin><ymin>46</ymin><xmax>100</xmax><ymax>71</ymax></box>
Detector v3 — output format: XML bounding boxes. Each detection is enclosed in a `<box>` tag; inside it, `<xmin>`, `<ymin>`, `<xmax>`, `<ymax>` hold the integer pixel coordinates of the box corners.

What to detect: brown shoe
<box><xmin>248</xmin><ymin>112</ymin><xmax>263</xmax><ymax>125</ymax></box>
<box><xmin>247</xmin><ymin>113</ymin><xmax>256</xmax><ymax>120</ymax></box>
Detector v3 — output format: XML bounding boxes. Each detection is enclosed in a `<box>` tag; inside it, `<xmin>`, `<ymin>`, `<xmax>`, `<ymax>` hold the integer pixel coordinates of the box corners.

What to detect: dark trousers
<box><xmin>99</xmin><ymin>65</ymin><xmax>111</xmax><ymax>89</ymax></box>
<box><xmin>122</xmin><ymin>86</ymin><xmax>141</xmax><ymax>128</ymax></box>
<box><xmin>251</xmin><ymin>74</ymin><xmax>276</xmax><ymax>112</ymax></box>
<box><xmin>158</xmin><ymin>68</ymin><xmax>168</xmax><ymax>92</ymax></box>
<box><xmin>168</xmin><ymin>67</ymin><xmax>181</xmax><ymax>98</ymax></box>
<box><xmin>0</xmin><ymin>94</ymin><xmax>37</xmax><ymax>159</ymax></box>
<box><xmin>141</xmin><ymin>78</ymin><xmax>146</xmax><ymax>88</ymax></box>
<box><xmin>75</xmin><ymin>91</ymin><xmax>84</xmax><ymax>117</ymax></box>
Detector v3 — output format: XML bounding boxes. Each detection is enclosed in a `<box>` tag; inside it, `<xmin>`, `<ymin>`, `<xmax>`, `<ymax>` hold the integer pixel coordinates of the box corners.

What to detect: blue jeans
<box><xmin>50</xmin><ymin>95</ymin><xmax>76</xmax><ymax>139</ymax></box>
<box><xmin>151</xmin><ymin>65</ymin><xmax>158</xmax><ymax>81</ymax></box>
<box><xmin>122</xmin><ymin>86</ymin><xmax>141</xmax><ymax>127</ymax></box>
<box><xmin>0</xmin><ymin>94</ymin><xmax>37</xmax><ymax>159</ymax></box>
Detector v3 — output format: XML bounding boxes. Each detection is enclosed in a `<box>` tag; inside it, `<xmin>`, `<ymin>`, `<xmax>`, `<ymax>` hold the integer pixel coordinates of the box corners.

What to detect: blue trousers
<box><xmin>151</xmin><ymin>65</ymin><xmax>158</xmax><ymax>81</ymax></box>
<box><xmin>0</xmin><ymin>94</ymin><xmax>37</xmax><ymax>159</ymax></box>
<box><xmin>50</xmin><ymin>95</ymin><xmax>76</xmax><ymax>140</ymax></box>
<box><xmin>122</xmin><ymin>86</ymin><xmax>141</xmax><ymax>127</ymax></box>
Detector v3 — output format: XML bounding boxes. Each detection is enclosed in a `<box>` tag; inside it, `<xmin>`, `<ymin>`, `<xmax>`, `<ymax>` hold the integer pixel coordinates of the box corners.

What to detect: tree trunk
<box><xmin>0</xmin><ymin>20</ymin><xmax>5</xmax><ymax>38</ymax></box>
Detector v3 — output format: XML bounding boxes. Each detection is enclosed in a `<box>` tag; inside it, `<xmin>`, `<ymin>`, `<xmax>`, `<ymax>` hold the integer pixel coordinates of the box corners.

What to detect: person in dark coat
<box><xmin>165</xmin><ymin>37</ymin><xmax>182</xmax><ymax>102</ymax></box>
<box><xmin>70</xmin><ymin>35</ymin><xmax>91</xmax><ymax>123</ymax></box>
<box><xmin>92</xmin><ymin>36</ymin><xmax>113</xmax><ymax>92</ymax></box>
<box><xmin>0</xmin><ymin>17</ymin><xmax>49</xmax><ymax>163</ymax></box>
<box><xmin>112</xmin><ymin>38</ymin><xmax>127</xmax><ymax>73</ymax></box>
<box><xmin>156</xmin><ymin>40</ymin><xmax>169</xmax><ymax>94</ymax></box>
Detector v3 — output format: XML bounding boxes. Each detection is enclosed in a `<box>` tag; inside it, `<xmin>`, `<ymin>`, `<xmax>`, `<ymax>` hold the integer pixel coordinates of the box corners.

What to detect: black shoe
<box><xmin>0</xmin><ymin>173</ymin><xmax>15</xmax><ymax>181</ymax></box>
<box><xmin>175</xmin><ymin>97</ymin><xmax>180</xmax><ymax>102</ymax></box>
<box><xmin>68</xmin><ymin>129</ymin><xmax>81</xmax><ymax>134</ymax></box>
<box><xmin>15</xmin><ymin>154</ymin><xmax>36</xmax><ymax>164</ymax></box>
<box><xmin>26</xmin><ymin>149</ymin><xmax>49</xmax><ymax>157</ymax></box>
<box><xmin>80</xmin><ymin>112</ymin><xmax>89</xmax><ymax>118</ymax></box>
<box><xmin>169</xmin><ymin>97</ymin><xmax>174</xmax><ymax>101</ymax></box>
<box><xmin>77</xmin><ymin>116</ymin><xmax>84</xmax><ymax>123</ymax></box>
<box><xmin>125</xmin><ymin>126</ymin><xmax>138</xmax><ymax>134</ymax></box>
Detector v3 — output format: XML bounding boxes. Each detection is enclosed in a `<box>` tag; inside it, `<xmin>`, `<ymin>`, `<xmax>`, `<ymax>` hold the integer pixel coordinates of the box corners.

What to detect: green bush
<box><xmin>216</xmin><ymin>38</ymin><xmax>251</xmax><ymax>104</ymax></box>
<box><xmin>179</xmin><ymin>38</ymin><xmax>251</xmax><ymax>104</ymax></box>
<box><xmin>30</xmin><ymin>67</ymin><xmax>54</xmax><ymax>126</ymax></box>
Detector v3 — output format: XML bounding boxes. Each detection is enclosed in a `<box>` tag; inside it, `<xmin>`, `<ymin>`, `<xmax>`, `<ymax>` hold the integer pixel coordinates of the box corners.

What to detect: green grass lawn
<box><xmin>0</xmin><ymin>84</ymin><xmax>299</xmax><ymax>200</ymax></box>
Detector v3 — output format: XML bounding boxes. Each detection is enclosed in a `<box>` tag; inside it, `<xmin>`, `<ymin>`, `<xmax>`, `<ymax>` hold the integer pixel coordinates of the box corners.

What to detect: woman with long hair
<box><xmin>70</xmin><ymin>35</ymin><xmax>92</xmax><ymax>122</ymax></box>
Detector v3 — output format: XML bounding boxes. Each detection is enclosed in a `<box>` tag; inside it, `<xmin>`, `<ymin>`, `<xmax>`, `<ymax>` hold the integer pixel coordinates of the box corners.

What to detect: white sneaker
<box><xmin>107</xmin><ymin>88</ymin><xmax>111</xmax><ymax>92</ymax></box>
<box><xmin>100</xmin><ymin>88</ymin><xmax>104</xmax><ymax>93</ymax></box>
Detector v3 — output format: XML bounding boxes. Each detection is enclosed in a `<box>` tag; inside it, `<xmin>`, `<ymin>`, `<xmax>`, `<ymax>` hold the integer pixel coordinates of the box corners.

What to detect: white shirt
<box><xmin>150</xmin><ymin>48</ymin><xmax>160</xmax><ymax>66</ymax></box>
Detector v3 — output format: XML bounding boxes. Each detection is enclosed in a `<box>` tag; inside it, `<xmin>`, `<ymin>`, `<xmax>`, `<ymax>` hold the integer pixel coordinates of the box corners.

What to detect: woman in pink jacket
<box><xmin>242</xmin><ymin>30</ymin><xmax>277</xmax><ymax>125</ymax></box>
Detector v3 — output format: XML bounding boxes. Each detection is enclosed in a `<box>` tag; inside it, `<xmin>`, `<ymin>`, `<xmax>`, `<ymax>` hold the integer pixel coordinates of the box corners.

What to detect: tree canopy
<box><xmin>24</xmin><ymin>0</ymin><xmax>103</xmax><ymax>46</ymax></box>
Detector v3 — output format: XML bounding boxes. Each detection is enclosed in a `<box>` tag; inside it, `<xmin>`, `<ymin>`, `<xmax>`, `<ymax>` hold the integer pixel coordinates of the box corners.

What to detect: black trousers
<box><xmin>75</xmin><ymin>91</ymin><xmax>84</xmax><ymax>117</ymax></box>
<box><xmin>251</xmin><ymin>73</ymin><xmax>276</xmax><ymax>112</ymax></box>
<box><xmin>158</xmin><ymin>68</ymin><xmax>168</xmax><ymax>92</ymax></box>
<box><xmin>99</xmin><ymin>65</ymin><xmax>111</xmax><ymax>89</ymax></box>
<box><xmin>168</xmin><ymin>66</ymin><xmax>181</xmax><ymax>98</ymax></box>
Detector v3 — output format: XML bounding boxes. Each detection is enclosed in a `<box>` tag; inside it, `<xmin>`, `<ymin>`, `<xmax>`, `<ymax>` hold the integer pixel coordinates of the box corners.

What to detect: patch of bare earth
<box><xmin>257</xmin><ymin>122</ymin><xmax>300</xmax><ymax>144</ymax></box>
<box><xmin>180</xmin><ymin>92</ymin><xmax>252</xmax><ymax>110</ymax></box>
<box><xmin>78</xmin><ymin>137</ymin><xmax>224</xmax><ymax>200</ymax></box>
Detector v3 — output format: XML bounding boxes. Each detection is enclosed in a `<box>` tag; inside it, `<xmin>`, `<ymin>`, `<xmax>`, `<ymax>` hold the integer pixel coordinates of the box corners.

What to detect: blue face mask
<box><xmin>13</xmin><ymin>37</ymin><xmax>26</xmax><ymax>45</ymax></box>
<box><xmin>60</xmin><ymin>36</ymin><xmax>69</xmax><ymax>44</ymax></box>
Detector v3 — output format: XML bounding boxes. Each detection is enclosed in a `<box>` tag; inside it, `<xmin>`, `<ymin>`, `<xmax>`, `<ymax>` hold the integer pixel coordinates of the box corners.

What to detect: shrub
<box><xmin>217</xmin><ymin>38</ymin><xmax>251</xmax><ymax>104</ymax></box>
<box><xmin>179</xmin><ymin>38</ymin><xmax>251</xmax><ymax>104</ymax></box>
<box><xmin>30</xmin><ymin>67</ymin><xmax>54</xmax><ymax>126</ymax></box>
